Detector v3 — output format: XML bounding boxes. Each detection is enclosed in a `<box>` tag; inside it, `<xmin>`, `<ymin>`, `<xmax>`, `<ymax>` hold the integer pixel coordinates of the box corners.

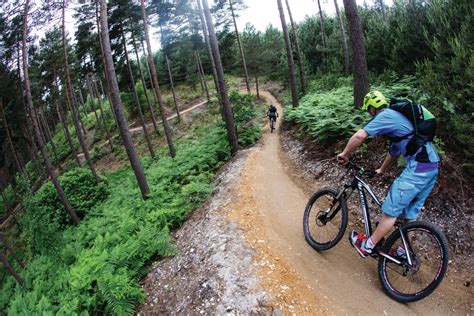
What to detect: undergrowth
<box><xmin>0</xmin><ymin>93</ymin><xmax>261</xmax><ymax>315</ymax></box>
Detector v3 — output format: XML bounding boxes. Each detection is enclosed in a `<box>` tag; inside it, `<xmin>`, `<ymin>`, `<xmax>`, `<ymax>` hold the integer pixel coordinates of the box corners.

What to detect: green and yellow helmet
<box><xmin>362</xmin><ymin>91</ymin><xmax>388</xmax><ymax>111</ymax></box>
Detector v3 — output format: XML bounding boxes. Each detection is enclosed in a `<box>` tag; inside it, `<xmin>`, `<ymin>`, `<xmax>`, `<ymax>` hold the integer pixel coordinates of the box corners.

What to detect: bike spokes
<box><xmin>379</xmin><ymin>223</ymin><xmax>449</xmax><ymax>302</ymax></box>
<box><xmin>303</xmin><ymin>189</ymin><xmax>348</xmax><ymax>251</ymax></box>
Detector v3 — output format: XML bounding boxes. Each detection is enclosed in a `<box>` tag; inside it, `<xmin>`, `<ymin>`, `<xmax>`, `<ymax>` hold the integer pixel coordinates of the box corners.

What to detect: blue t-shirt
<box><xmin>363</xmin><ymin>109</ymin><xmax>439</xmax><ymax>162</ymax></box>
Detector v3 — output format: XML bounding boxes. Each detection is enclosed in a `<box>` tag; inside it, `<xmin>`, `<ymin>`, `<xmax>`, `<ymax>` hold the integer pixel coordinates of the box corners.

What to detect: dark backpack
<box><xmin>388</xmin><ymin>98</ymin><xmax>437</xmax><ymax>158</ymax></box>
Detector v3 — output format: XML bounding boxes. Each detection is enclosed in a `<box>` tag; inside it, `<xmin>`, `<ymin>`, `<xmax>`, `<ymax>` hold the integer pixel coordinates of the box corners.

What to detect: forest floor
<box><xmin>138</xmin><ymin>90</ymin><xmax>472</xmax><ymax>314</ymax></box>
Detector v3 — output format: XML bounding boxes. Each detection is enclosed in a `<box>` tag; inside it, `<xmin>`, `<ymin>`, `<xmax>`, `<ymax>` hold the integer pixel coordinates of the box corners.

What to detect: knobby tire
<box><xmin>303</xmin><ymin>188</ymin><xmax>348</xmax><ymax>251</ymax></box>
<box><xmin>378</xmin><ymin>221</ymin><xmax>449</xmax><ymax>303</ymax></box>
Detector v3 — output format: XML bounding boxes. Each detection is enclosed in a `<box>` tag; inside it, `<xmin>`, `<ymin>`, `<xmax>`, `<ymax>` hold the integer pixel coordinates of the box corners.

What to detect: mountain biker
<box><xmin>336</xmin><ymin>91</ymin><xmax>439</xmax><ymax>258</ymax></box>
<box><xmin>267</xmin><ymin>104</ymin><xmax>279</xmax><ymax>123</ymax></box>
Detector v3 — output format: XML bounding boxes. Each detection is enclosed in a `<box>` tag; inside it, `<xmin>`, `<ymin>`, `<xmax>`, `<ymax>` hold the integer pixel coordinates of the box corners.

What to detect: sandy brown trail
<box><xmin>228</xmin><ymin>90</ymin><xmax>471</xmax><ymax>315</ymax></box>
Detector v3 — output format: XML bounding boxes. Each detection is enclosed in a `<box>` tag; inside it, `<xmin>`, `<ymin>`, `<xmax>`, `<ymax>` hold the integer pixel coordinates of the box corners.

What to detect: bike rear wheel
<box><xmin>303</xmin><ymin>188</ymin><xmax>348</xmax><ymax>251</ymax></box>
<box><xmin>378</xmin><ymin>221</ymin><xmax>449</xmax><ymax>303</ymax></box>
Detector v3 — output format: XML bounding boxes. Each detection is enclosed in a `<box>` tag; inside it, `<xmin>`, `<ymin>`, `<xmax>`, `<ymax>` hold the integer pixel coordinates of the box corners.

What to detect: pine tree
<box><xmin>201</xmin><ymin>0</ymin><xmax>239</xmax><ymax>154</ymax></box>
<box><xmin>140</xmin><ymin>0</ymin><xmax>176</xmax><ymax>158</ymax></box>
<box><xmin>343</xmin><ymin>0</ymin><xmax>369</xmax><ymax>107</ymax></box>
<box><xmin>21</xmin><ymin>0</ymin><xmax>80</xmax><ymax>224</ymax></box>
<box><xmin>99</xmin><ymin>0</ymin><xmax>150</xmax><ymax>198</ymax></box>
<box><xmin>284</xmin><ymin>0</ymin><xmax>306</xmax><ymax>93</ymax></box>
<box><xmin>277</xmin><ymin>0</ymin><xmax>298</xmax><ymax>107</ymax></box>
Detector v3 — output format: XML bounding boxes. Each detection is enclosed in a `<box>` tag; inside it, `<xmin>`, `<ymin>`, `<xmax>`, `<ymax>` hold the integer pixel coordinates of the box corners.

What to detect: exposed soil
<box><xmin>138</xmin><ymin>90</ymin><xmax>472</xmax><ymax>314</ymax></box>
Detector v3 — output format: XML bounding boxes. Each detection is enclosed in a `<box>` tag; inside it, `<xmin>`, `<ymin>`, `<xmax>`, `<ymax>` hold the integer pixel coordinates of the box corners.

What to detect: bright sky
<box><xmin>236</xmin><ymin>0</ymin><xmax>338</xmax><ymax>32</ymax></box>
<box><xmin>61</xmin><ymin>0</ymin><xmax>392</xmax><ymax>53</ymax></box>
<box><xmin>235</xmin><ymin>0</ymin><xmax>394</xmax><ymax>32</ymax></box>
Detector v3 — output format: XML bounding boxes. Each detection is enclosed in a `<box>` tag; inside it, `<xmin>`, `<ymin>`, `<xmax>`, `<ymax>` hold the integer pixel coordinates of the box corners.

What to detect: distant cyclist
<box><xmin>267</xmin><ymin>104</ymin><xmax>279</xmax><ymax>122</ymax></box>
<box><xmin>337</xmin><ymin>91</ymin><xmax>439</xmax><ymax>258</ymax></box>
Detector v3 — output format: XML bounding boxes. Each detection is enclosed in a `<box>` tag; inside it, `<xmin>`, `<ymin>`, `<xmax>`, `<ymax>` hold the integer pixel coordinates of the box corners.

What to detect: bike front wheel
<box><xmin>303</xmin><ymin>188</ymin><xmax>348</xmax><ymax>251</ymax></box>
<box><xmin>378</xmin><ymin>221</ymin><xmax>449</xmax><ymax>303</ymax></box>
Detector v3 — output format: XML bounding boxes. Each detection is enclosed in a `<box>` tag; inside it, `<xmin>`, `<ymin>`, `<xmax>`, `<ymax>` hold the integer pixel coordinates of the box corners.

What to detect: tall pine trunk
<box><xmin>38</xmin><ymin>109</ymin><xmax>60</xmax><ymax>164</ymax></box>
<box><xmin>142</xmin><ymin>40</ymin><xmax>160</xmax><ymax>112</ymax></box>
<box><xmin>96</xmin><ymin>3</ymin><xmax>118</xmax><ymax>126</ymax></box>
<box><xmin>53</xmin><ymin>72</ymin><xmax>82</xmax><ymax>167</ymax></box>
<box><xmin>277</xmin><ymin>0</ymin><xmax>299</xmax><ymax>107</ymax></box>
<box><xmin>195</xmin><ymin>51</ymin><xmax>210</xmax><ymax>102</ymax></box>
<box><xmin>62</xmin><ymin>0</ymin><xmax>99</xmax><ymax>183</ymax></box>
<box><xmin>229</xmin><ymin>0</ymin><xmax>250</xmax><ymax>93</ymax></box>
<box><xmin>131</xmin><ymin>33</ymin><xmax>160</xmax><ymax>134</ymax></box>
<box><xmin>284</xmin><ymin>0</ymin><xmax>306</xmax><ymax>93</ymax></box>
<box><xmin>196</xmin><ymin>52</ymin><xmax>210</xmax><ymax>101</ymax></box>
<box><xmin>316</xmin><ymin>0</ymin><xmax>329</xmax><ymax>50</ymax></box>
<box><xmin>89</xmin><ymin>75</ymin><xmax>114</xmax><ymax>151</ymax></box>
<box><xmin>0</xmin><ymin>251</ymin><xmax>24</xmax><ymax>286</ymax></box>
<box><xmin>22</xmin><ymin>0</ymin><xmax>80</xmax><ymax>224</ymax></box>
<box><xmin>121</xmin><ymin>27</ymin><xmax>155</xmax><ymax>159</ymax></box>
<box><xmin>343</xmin><ymin>0</ymin><xmax>370</xmax><ymax>107</ymax></box>
<box><xmin>140</xmin><ymin>0</ymin><xmax>176</xmax><ymax>158</ymax></box>
<box><xmin>0</xmin><ymin>99</ymin><xmax>24</xmax><ymax>175</ymax></box>
<box><xmin>99</xmin><ymin>0</ymin><xmax>150</xmax><ymax>198</ymax></box>
<box><xmin>201</xmin><ymin>0</ymin><xmax>239</xmax><ymax>154</ymax></box>
<box><xmin>0</xmin><ymin>233</ymin><xmax>24</xmax><ymax>268</ymax></box>
<box><xmin>334</xmin><ymin>0</ymin><xmax>350</xmax><ymax>76</ymax></box>
<box><xmin>165</xmin><ymin>55</ymin><xmax>180</xmax><ymax>120</ymax></box>
<box><xmin>196</xmin><ymin>0</ymin><xmax>220</xmax><ymax>103</ymax></box>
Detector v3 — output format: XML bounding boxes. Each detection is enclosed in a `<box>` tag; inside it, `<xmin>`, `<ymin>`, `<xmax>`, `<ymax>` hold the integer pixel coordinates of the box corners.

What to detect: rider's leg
<box><xmin>371</xmin><ymin>162</ymin><xmax>438</xmax><ymax>245</ymax></box>
<box><xmin>369</xmin><ymin>214</ymin><xmax>397</xmax><ymax>245</ymax></box>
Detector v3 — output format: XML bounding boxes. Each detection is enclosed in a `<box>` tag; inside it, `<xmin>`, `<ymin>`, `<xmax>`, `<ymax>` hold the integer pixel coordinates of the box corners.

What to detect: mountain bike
<box><xmin>269</xmin><ymin>116</ymin><xmax>276</xmax><ymax>133</ymax></box>
<box><xmin>303</xmin><ymin>162</ymin><xmax>449</xmax><ymax>303</ymax></box>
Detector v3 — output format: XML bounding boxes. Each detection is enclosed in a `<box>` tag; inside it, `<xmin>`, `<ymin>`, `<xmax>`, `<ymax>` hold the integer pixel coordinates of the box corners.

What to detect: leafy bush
<box><xmin>1</xmin><ymin>102</ymin><xmax>261</xmax><ymax>314</ymax></box>
<box><xmin>285</xmin><ymin>85</ymin><xmax>367</xmax><ymax>144</ymax></box>
<box><xmin>20</xmin><ymin>168</ymin><xmax>109</xmax><ymax>255</ymax></box>
<box><xmin>230</xmin><ymin>91</ymin><xmax>262</xmax><ymax>146</ymax></box>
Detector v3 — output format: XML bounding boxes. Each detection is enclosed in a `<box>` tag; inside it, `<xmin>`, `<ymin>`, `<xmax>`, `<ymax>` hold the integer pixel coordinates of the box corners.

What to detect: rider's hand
<box><xmin>336</xmin><ymin>153</ymin><xmax>349</xmax><ymax>165</ymax></box>
<box><xmin>375</xmin><ymin>168</ymin><xmax>383</xmax><ymax>175</ymax></box>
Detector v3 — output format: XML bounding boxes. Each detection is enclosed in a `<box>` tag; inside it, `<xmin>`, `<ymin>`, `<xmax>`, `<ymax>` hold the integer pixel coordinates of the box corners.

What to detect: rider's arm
<box><xmin>376</xmin><ymin>154</ymin><xmax>396</xmax><ymax>174</ymax></box>
<box><xmin>337</xmin><ymin>129</ymin><xmax>368</xmax><ymax>163</ymax></box>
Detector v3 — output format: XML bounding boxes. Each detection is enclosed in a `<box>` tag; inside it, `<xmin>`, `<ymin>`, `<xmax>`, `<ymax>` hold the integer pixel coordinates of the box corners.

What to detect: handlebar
<box><xmin>345</xmin><ymin>161</ymin><xmax>377</xmax><ymax>178</ymax></box>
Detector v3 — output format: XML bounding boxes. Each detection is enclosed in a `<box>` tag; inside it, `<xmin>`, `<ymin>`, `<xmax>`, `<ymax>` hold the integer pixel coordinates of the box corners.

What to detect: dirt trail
<box><xmin>228</xmin><ymin>91</ymin><xmax>471</xmax><ymax>314</ymax></box>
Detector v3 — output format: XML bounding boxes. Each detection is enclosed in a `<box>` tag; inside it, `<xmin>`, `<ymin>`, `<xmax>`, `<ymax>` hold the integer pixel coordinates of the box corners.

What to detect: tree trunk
<box><xmin>343</xmin><ymin>0</ymin><xmax>370</xmax><ymax>107</ymax></box>
<box><xmin>95</xmin><ymin>3</ymin><xmax>118</xmax><ymax>126</ymax></box>
<box><xmin>39</xmin><ymin>109</ymin><xmax>60</xmax><ymax>162</ymax></box>
<box><xmin>99</xmin><ymin>0</ymin><xmax>150</xmax><ymax>199</ymax></box>
<box><xmin>277</xmin><ymin>0</ymin><xmax>299</xmax><ymax>107</ymax></box>
<box><xmin>22</xmin><ymin>0</ymin><xmax>80</xmax><ymax>224</ymax></box>
<box><xmin>38</xmin><ymin>108</ymin><xmax>60</xmax><ymax>164</ymax></box>
<box><xmin>201</xmin><ymin>0</ymin><xmax>239</xmax><ymax>155</ymax></box>
<box><xmin>141</xmin><ymin>40</ymin><xmax>160</xmax><ymax>112</ymax></box>
<box><xmin>89</xmin><ymin>75</ymin><xmax>114</xmax><ymax>152</ymax></box>
<box><xmin>86</xmin><ymin>76</ymin><xmax>104</xmax><ymax>131</ymax></box>
<box><xmin>317</xmin><ymin>0</ymin><xmax>328</xmax><ymax>50</ymax></box>
<box><xmin>121</xmin><ymin>27</ymin><xmax>155</xmax><ymax>159</ymax></box>
<box><xmin>229</xmin><ymin>0</ymin><xmax>250</xmax><ymax>93</ymax></box>
<box><xmin>0</xmin><ymin>233</ymin><xmax>24</xmax><ymax>268</ymax></box>
<box><xmin>0</xmin><ymin>251</ymin><xmax>24</xmax><ymax>286</ymax></box>
<box><xmin>334</xmin><ymin>0</ymin><xmax>350</xmax><ymax>76</ymax></box>
<box><xmin>53</xmin><ymin>73</ymin><xmax>82</xmax><ymax>167</ymax></box>
<box><xmin>196</xmin><ymin>0</ymin><xmax>221</xmax><ymax>103</ymax></box>
<box><xmin>196</xmin><ymin>54</ymin><xmax>205</xmax><ymax>93</ymax></box>
<box><xmin>0</xmin><ymin>99</ymin><xmax>24</xmax><ymax>175</ymax></box>
<box><xmin>131</xmin><ymin>32</ymin><xmax>160</xmax><ymax>134</ymax></box>
<box><xmin>165</xmin><ymin>55</ymin><xmax>180</xmax><ymax>120</ymax></box>
<box><xmin>62</xmin><ymin>1</ymin><xmax>99</xmax><ymax>183</ymax></box>
<box><xmin>255</xmin><ymin>75</ymin><xmax>260</xmax><ymax>99</ymax></box>
<box><xmin>140</xmin><ymin>0</ymin><xmax>176</xmax><ymax>158</ymax></box>
<box><xmin>284</xmin><ymin>0</ymin><xmax>306</xmax><ymax>94</ymax></box>
<box><xmin>195</xmin><ymin>51</ymin><xmax>210</xmax><ymax>102</ymax></box>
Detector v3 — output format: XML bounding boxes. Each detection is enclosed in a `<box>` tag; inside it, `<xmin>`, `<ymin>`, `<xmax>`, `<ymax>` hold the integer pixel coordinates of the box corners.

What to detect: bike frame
<box><xmin>334</xmin><ymin>173</ymin><xmax>411</xmax><ymax>265</ymax></box>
